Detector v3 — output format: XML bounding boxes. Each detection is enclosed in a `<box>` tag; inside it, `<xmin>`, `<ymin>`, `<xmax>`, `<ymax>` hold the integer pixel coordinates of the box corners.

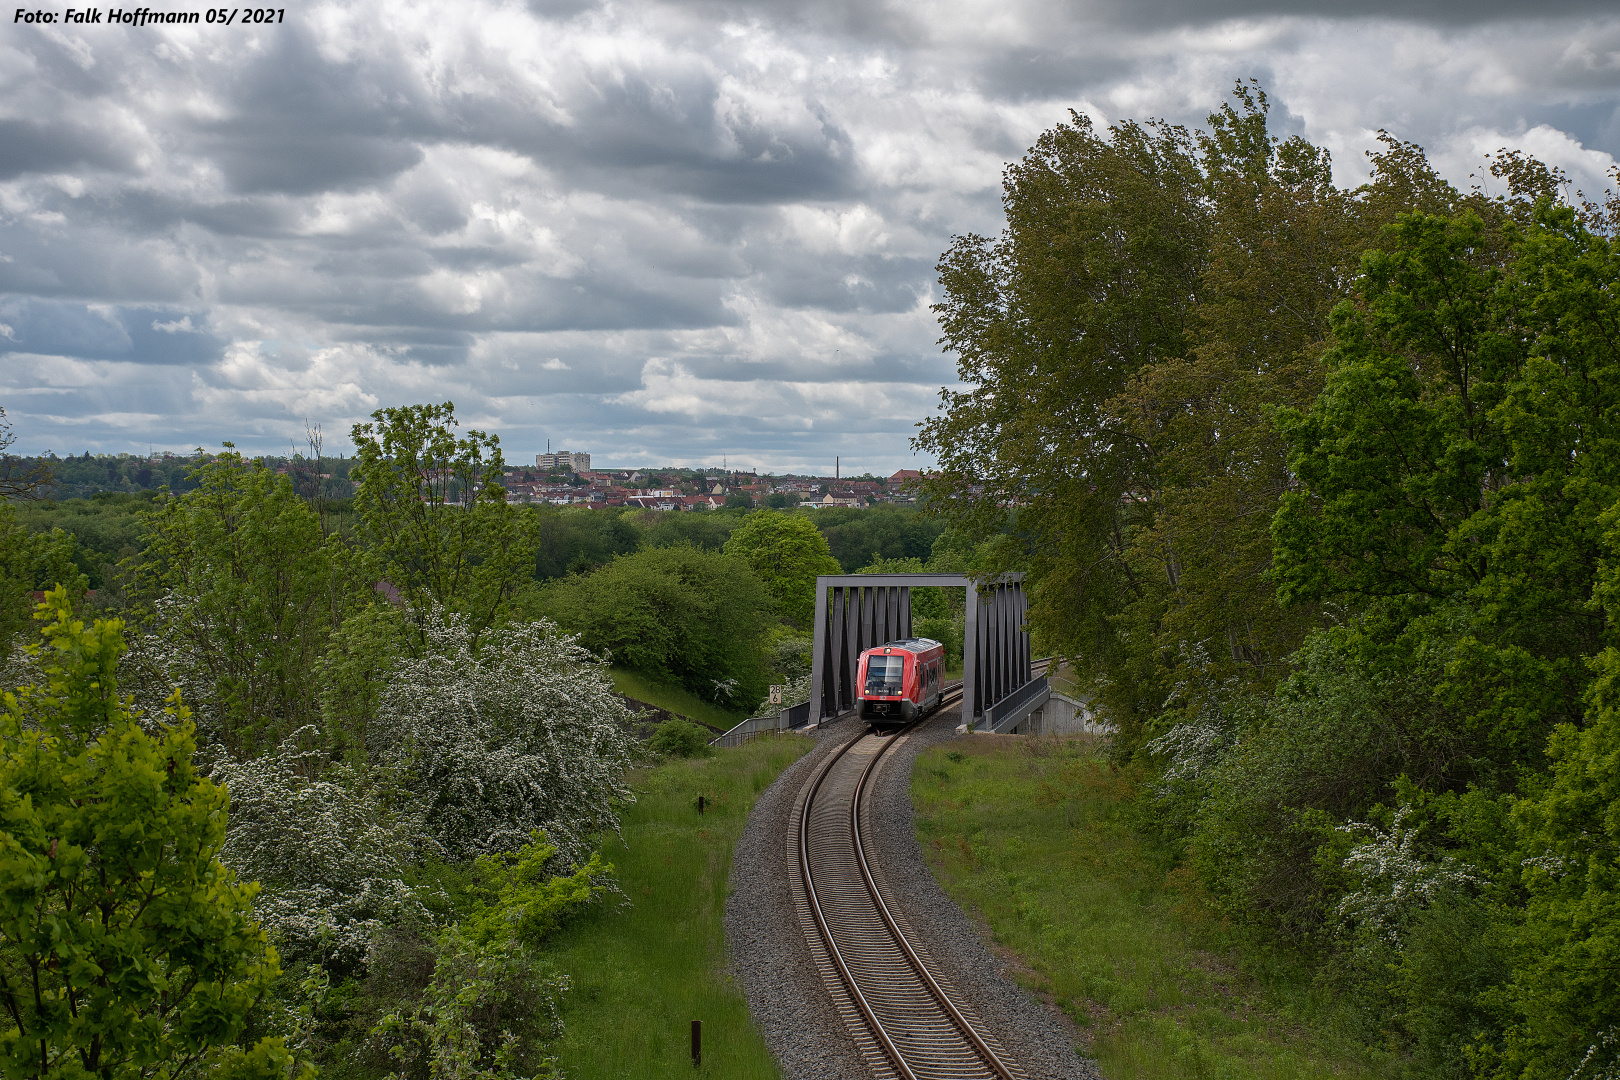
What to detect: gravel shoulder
<box><xmin>724</xmin><ymin>705</ymin><xmax>1099</xmax><ymax>1080</ymax></box>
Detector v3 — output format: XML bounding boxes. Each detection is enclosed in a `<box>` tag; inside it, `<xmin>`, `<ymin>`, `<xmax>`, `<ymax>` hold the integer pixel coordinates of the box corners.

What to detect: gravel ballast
<box><xmin>724</xmin><ymin>704</ymin><xmax>1099</xmax><ymax>1079</ymax></box>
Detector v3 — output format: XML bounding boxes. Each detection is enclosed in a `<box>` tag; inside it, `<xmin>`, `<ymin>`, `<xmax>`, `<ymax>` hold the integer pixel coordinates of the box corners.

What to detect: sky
<box><xmin>2</xmin><ymin>0</ymin><xmax>1618</xmax><ymax>474</ymax></box>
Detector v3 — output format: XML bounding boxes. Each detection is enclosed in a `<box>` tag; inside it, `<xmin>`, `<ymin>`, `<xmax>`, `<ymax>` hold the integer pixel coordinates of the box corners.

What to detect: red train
<box><xmin>856</xmin><ymin>637</ymin><xmax>945</xmax><ymax>729</ymax></box>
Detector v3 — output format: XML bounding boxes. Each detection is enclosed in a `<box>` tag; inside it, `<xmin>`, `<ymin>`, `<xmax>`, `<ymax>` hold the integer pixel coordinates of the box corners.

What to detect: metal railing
<box><xmin>709</xmin><ymin>700</ymin><xmax>811</xmax><ymax>748</ymax></box>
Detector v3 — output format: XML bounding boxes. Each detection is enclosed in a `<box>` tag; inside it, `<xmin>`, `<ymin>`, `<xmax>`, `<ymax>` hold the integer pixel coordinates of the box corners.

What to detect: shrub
<box><xmin>647</xmin><ymin>719</ymin><xmax>714</xmax><ymax>758</ymax></box>
<box><xmin>374</xmin><ymin>609</ymin><xmax>638</xmax><ymax>865</ymax></box>
<box><xmin>539</xmin><ymin>544</ymin><xmax>772</xmax><ymax>707</ymax></box>
<box><xmin>213</xmin><ymin>730</ymin><xmax>425</xmax><ymax>973</ymax></box>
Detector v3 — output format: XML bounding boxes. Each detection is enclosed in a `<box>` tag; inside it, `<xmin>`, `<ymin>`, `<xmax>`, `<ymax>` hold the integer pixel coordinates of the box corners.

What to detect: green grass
<box><xmin>607</xmin><ymin>667</ymin><xmax>749</xmax><ymax>730</ymax></box>
<box><xmin>546</xmin><ymin>734</ymin><xmax>812</xmax><ymax>1078</ymax></box>
<box><xmin>912</xmin><ymin>734</ymin><xmax>1387</xmax><ymax>1080</ymax></box>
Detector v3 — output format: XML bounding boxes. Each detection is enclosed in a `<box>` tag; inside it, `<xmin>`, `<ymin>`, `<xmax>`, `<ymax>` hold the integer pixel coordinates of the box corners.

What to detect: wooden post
<box><xmin>691</xmin><ymin>1019</ymin><xmax>701</xmax><ymax>1066</ymax></box>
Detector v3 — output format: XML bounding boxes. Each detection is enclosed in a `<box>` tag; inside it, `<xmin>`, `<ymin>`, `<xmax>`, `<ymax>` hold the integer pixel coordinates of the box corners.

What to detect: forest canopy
<box><xmin>916</xmin><ymin>81</ymin><xmax>1620</xmax><ymax>1080</ymax></box>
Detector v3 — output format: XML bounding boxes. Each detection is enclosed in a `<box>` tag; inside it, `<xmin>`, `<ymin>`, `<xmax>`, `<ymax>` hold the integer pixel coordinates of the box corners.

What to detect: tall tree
<box><xmin>1273</xmin><ymin>202</ymin><xmax>1620</xmax><ymax>773</ymax></box>
<box><xmin>913</xmin><ymin>100</ymin><xmax>1211</xmax><ymax>733</ymax></box>
<box><xmin>350</xmin><ymin>403</ymin><xmax>533</xmax><ymax>639</ymax></box>
<box><xmin>720</xmin><ymin>510</ymin><xmax>841</xmax><ymax>628</ymax></box>
<box><xmin>914</xmin><ymin>84</ymin><xmax>1472</xmax><ymax>745</ymax></box>
<box><xmin>135</xmin><ymin>449</ymin><xmax>344</xmax><ymax>756</ymax></box>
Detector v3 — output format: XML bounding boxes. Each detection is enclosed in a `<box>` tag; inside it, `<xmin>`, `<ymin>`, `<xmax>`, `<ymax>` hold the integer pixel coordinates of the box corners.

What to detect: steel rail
<box><xmin>797</xmin><ymin>723</ymin><xmax>923</xmax><ymax>1080</ymax></box>
<box><xmin>795</xmin><ymin>660</ymin><xmax>1050</xmax><ymax>1080</ymax></box>
<box><xmin>848</xmin><ymin>701</ymin><xmax>1017</xmax><ymax>1079</ymax></box>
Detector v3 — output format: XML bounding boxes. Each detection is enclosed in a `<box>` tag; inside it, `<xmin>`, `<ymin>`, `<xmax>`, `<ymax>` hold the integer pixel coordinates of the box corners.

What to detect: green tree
<box><xmin>1483</xmin><ymin>494</ymin><xmax>1620</xmax><ymax>1080</ymax></box>
<box><xmin>0</xmin><ymin>589</ymin><xmax>301</xmax><ymax>1079</ymax></box>
<box><xmin>350</xmin><ymin>403</ymin><xmax>533</xmax><ymax>637</ymax></box>
<box><xmin>0</xmin><ymin>508</ymin><xmax>87</xmax><ymax>664</ymax></box>
<box><xmin>913</xmin><ymin>101</ymin><xmax>1210</xmax><ymax>718</ymax></box>
<box><xmin>531</xmin><ymin>508</ymin><xmax>640</xmax><ymax>579</ymax></box>
<box><xmin>1106</xmin><ymin>88</ymin><xmax>1382</xmax><ymax>703</ymax></box>
<box><xmin>637</xmin><ymin>510</ymin><xmax>739</xmax><ymax>553</ymax></box>
<box><xmin>720</xmin><ymin>510</ymin><xmax>839</xmax><ymax>627</ymax></box>
<box><xmin>13</xmin><ymin>494</ymin><xmax>152</xmax><ymax>592</ymax></box>
<box><xmin>911</xmin><ymin>84</ymin><xmax>1469</xmax><ymax>749</ymax></box>
<box><xmin>1494</xmin><ymin>643</ymin><xmax>1620</xmax><ymax>1079</ymax></box>
<box><xmin>314</xmin><ymin>601</ymin><xmax>411</xmax><ymax>761</ymax></box>
<box><xmin>812</xmin><ymin>507</ymin><xmax>945</xmax><ymax>572</ymax></box>
<box><xmin>1273</xmin><ymin>202</ymin><xmax>1620</xmax><ymax>774</ymax></box>
<box><xmin>135</xmin><ymin>450</ymin><xmax>344</xmax><ymax>756</ymax></box>
<box><xmin>539</xmin><ymin>545</ymin><xmax>772</xmax><ymax>708</ymax></box>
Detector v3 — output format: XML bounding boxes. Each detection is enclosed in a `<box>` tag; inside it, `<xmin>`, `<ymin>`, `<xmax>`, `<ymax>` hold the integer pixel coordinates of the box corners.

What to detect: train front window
<box><xmin>864</xmin><ymin>655</ymin><xmax>904</xmax><ymax>695</ymax></box>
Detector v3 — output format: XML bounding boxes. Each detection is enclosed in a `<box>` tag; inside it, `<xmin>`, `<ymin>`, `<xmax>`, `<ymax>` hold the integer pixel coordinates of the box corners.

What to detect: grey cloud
<box><xmin>673</xmin><ymin>0</ymin><xmax>1615</xmax><ymax>37</ymax></box>
<box><xmin>751</xmin><ymin>252</ymin><xmax>932</xmax><ymax>313</ymax></box>
<box><xmin>0</xmin><ymin>120</ymin><xmax>131</xmax><ymax>180</ymax></box>
<box><xmin>0</xmin><ymin>225</ymin><xmax>202</xmax><ymax>301</ymax></box>
<box><xmin>481</xmin><ymin>84</ymin><xmax>859</xmax><ymax>205</ymax></box>
<box><xmin>1088</xmin><ymin>0</ymin><xmax>1620</xmax><ymax>29</ymax></box>
<box><xmin>521</xmin><ymin>0</ymin><xmax>602</xmax><ymax>16</ymax></box>
<box><xmin>328</xmin><ymin>326</ymin><xmax>477</xmax><ymax>367</ymax></box>
<box><xmin>93</xmin><ymin>190</ymin><xmax>306</xmax><ymax>240</ymax></box>
<box><xmin>304</xmin><ymin>273</ymin><xmax>736</xmax><ymax>335</ymax></box>
<box><xmin>0</xmin><ymin>299</ymin><xmax>224</xmax><ymax>366</ymax></box>
<box><xmin>193</xmin><ymin>25</ymin><xmax>433</xmax><ymax>195</ymax></box>
<box><xmin>3</xmin><ymin>2</ymin><xmax>1619</xmax><ymax>474</ymax></box>
<box><xmin>214</xmin><ymin>134</ymin><xmax>425</xmax><ymax>196</ymax></box>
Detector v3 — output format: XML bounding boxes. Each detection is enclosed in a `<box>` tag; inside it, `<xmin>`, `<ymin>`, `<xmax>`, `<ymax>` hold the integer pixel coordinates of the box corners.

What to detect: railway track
<box><xmin>790</xmin><ymin>670</ymin><xmax>1048</xmax><ymax>1080</ymax></box>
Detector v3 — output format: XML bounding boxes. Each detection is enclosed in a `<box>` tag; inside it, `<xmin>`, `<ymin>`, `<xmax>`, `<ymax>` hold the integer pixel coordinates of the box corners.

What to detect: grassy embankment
<box><xmin>913</xmin><ymin>734</ymin><xmax>1386</xmax><ymax>1080</ymax></box>
<box><xmin>607</xmin><ymin>667</ymin><xmax>748</xmax><ymax>730</ymax></box>
<box><xmin>545</xmin><ymin>733</ymin><xmax>811</xmax><ymax>1078</ymax></box>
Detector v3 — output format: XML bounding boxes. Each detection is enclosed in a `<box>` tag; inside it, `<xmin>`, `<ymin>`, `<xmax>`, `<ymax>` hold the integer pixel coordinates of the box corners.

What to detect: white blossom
<box><xmin>1335</xmin><ymin>805</ymin><xmax>1481</xmax><ymax>946</ymax></box>
<box><xmin>1146</xmin><ymin>642</ymin><xmax>1246</xmax><ymax>786</ymax></box>
<box><xmin>754</xmin><ymin>672</ymin><xmax>812</xmax><ymax>716</ymax></box>
<box><xmin>374</xmin><ymin>610</ymin><xmax>638</xmax><ymax>866</ymax></box>
<box><xmin>213</xmin><ymin>730</ymin><xmax>425</xmax><ymax>970</ymax></box>
<box><xmin>1567</xmin><ymin>1029</ymin><xmax>1620</xmax><ymax>1080</ymax></box>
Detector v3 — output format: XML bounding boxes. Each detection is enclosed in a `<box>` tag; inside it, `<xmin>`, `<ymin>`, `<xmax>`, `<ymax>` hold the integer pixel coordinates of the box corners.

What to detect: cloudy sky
<box><xmin>2</xmin><ymin>0</ymin><xmax>1617</xmax><ymax>473</ymax></box>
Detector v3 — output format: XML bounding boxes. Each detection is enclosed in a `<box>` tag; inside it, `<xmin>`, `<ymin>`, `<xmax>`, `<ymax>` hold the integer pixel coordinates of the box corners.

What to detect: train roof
<box><xmin>866</xmin><ymin>637</ymin><xmax>943</xmax><ymax>654</ymax></box>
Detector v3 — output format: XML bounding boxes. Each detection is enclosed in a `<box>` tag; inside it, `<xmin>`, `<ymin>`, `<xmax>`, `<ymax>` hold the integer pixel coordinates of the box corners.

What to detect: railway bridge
<box><xmin>807</xmin><ymin>573</ymin><xmax>1048</xmax><ymax>733</ymax></box>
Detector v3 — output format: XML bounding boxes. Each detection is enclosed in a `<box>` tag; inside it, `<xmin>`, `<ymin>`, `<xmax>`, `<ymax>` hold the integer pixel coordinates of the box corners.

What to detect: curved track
<box><xmin>793</xmin><ymin>678</ymin><xmax>1042</xmax><ymax>1080</ymax></box>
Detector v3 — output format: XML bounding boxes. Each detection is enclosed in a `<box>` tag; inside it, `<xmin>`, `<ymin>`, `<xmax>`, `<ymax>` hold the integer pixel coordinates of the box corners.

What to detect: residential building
<box><xmin>536</xmin><ymin>450</ymin><xmax>591</xmax><ymax>473</ymax></box>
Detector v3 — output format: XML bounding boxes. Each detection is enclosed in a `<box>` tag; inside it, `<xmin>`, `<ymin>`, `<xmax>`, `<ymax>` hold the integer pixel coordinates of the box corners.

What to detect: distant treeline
<box><xmin>7</xmin><ymin>491</ymin><xmax>945</xmax><ymax>593</ymax></box>
<box><xmin>11</xmin><ymin>451</ymin><xmax>358</xmax><ymax>500</ymax></box>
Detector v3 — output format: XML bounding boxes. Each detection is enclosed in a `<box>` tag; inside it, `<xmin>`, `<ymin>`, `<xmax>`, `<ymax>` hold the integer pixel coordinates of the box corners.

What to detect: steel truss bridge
<box><xmin>807</xmin><ymin>573</ymin><xmax>1049</xmax><ymax>733</ymax></box>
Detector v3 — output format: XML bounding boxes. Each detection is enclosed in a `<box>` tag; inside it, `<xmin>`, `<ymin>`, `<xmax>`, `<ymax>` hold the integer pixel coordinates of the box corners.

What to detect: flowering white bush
<box><xmin>374</xmin><ymin>610</ymin><xmax>638</xmax><ymax>865</ymax></box>
<box><xmin>213</xmin><ymin>730</ymin><xmax>424</xmax><ymax>971</ymax></box>
<box><xmin>1334</xmin><ymin>805</ymin><xmax>1480</xmax><ymax>947</ymax></box>
<box><xmin>1568</xmin><ymin>1030</ymin><xmax>1620</xmax><ymax>1080</ymax></box>
<box><xmin>1145</xmin><ymin>643</ymin><xmax>1246</xmax><ymax>787</ymax></box>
